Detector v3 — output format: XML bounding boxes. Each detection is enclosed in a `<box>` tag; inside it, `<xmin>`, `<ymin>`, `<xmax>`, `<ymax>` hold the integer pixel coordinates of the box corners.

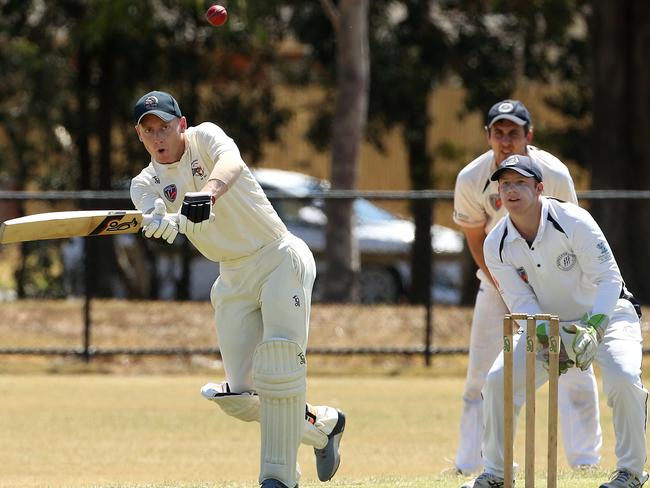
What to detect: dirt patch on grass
<box><xmin>0</xmin><ymin>299</ymin><xmax>647</xmax><ymax>376</ymax></box>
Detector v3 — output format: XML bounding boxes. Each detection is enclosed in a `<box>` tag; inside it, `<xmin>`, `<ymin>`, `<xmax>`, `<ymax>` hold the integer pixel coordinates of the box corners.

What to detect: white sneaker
<box><xmin>460</xmin><ymin>472</ymin><xmax>506</xmax><ymax>488</ymax></box>
<box><xmin>314</xmin><ymin>409</ymin><xmax>345</xmax><ymax>481</ymax></box>
<box><xmin>599</xmin><ymin>469</ymin><xmax>649</xmax><ymax>488</ymax></box>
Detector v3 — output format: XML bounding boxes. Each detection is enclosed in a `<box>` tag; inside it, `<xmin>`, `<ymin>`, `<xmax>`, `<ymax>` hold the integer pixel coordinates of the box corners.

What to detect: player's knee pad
<box><xmin>253</xmin><ymin>339</ymin><xmax>307</xmax><ymax>486</ymax></box>
<box><xmin>253</xmin><ymin>339</ymin><xmax>307</xmax><ymax>398</ymax></box>
<box><xmin>200</xmin><ymin>382</ymin><xmax>260</xmax><ymax>422</ymax></box>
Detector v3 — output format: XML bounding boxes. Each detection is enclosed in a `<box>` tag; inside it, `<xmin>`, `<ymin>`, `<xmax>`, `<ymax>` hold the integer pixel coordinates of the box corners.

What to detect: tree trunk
<box><xmin>405</xmin><ymin>91</ymin><xmax>433</xmax><ymax>304</ymax></box>
<box><xmin>323</xmin><ymin>0</ymin><xmax>369</xmax><ymax>302</ymax></box>
<box><xmin>590</xmin><ymin>0</ymin><xmax>650</xmax><ymax>302</ymax></box>
<box><xmin>91</xmin><ymin>41</ymin><xmax>120</xmax><ymax>298</ymax></box>
<box><xmin>76</xmin><ymin>47</ymin><xmax>92</xmax><ymax>191</ymax></box>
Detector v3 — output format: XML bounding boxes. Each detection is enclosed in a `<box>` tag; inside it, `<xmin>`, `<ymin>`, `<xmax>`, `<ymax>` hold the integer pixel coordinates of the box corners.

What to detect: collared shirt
<box><xmin>453</xmin><ymin>146</ymin><xmax>577</xmax><ymax>234</ymax></box>
<box><xmin>484</xmin><ymin>197</ymin><xmax>623</xmax><ymax>322</ymax></box>
<box><xmin>130</xmin><ymin>122</ymin><xmax>287</xmax><ymax>262</ymax></box>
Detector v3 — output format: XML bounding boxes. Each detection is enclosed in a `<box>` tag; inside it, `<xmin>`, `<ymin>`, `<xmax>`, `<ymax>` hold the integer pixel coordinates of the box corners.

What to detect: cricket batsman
<box><xmin>130</xmin><ymin>90</ymin><xmax>345</xmax><ymax>488</ymax></box>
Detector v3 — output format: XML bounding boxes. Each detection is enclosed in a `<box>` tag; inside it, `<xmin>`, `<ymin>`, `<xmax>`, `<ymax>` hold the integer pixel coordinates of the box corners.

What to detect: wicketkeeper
<box><xmin>130</xmin><ymin>90</ymin><xmax>345</xmax><ymax>488</ymax></box>
<box><xmin>452</xmin><ymin>99</ymin><xmax>602</xmax><ymax>474</ymax></box>
<box><xmin>462</xmin><ymin>155</ymin><xmax>647</xmax><ymax>488</ymax></box>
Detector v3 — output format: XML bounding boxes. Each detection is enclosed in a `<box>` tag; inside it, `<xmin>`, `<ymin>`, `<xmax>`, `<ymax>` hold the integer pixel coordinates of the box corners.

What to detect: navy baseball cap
<box><xmin>486</xmin><ymin>99</ymin><xmax>532</xmax><ymax>128</ymax></box>
<box><xmin>134</xmin><ymin>91</ymin><xmax>182</xmax><ymax>125</ymax></box>
<box><xmin>490</xmin><ymin>155</ymin><xmax>543</xmax><ymax>182</ymax></box>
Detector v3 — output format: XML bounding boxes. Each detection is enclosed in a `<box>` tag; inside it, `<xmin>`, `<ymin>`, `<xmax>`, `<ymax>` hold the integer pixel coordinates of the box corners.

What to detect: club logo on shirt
<box><xmin>163</xmin><ymin>184</ymin><xmax>178</xmax><ymax>202</ymax></box>
<box><xmin>556</xmin><ymin>251</ymin><xmax>577</xmax><ymax>271</ymax></box>
<box><xmin>489</xmin><ymin>194</ymin><xmax>502</xmax><ymax>211</ymax></box>
<box><xmin>190</xmin><ymin>159</ymin><xmax>207</xmax><ymax>180</ymax></box>
<box><xmin>596</xmin><ymin>241</ymin><xmax>612</xmax><ymax>264</ymax></box>
<box><xmin>516</xmin><ymin>267</ymin><xmax>529</xmax><ymax>283</ymax></box>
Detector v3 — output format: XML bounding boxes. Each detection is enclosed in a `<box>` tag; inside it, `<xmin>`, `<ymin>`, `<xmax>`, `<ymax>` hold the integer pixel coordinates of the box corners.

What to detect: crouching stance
<box><xmin>461</xmin><ymin>155</ymin><xmax>647</xmax><ymax>488</ymax></box>
<box><xmin>130</xmin><ymin>90</ymin><xmax>345</xmax><ymax>488</ymax></box>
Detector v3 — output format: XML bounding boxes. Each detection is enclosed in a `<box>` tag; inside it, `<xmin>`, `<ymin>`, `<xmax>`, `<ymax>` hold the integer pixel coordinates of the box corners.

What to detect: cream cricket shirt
<box><xmin>484</xmin><ymin>197</ymin><xmax>623</xmax><ymax>322</ymax></box>
<box><xmin>453</xmin><ymin>146</ymin><xmax>578</xmax><ymax>235</ymax></box>
<box><xmin>130</xmin><ymin>122</ymin><xmax>287</xmax><ymax>262</ymax></box>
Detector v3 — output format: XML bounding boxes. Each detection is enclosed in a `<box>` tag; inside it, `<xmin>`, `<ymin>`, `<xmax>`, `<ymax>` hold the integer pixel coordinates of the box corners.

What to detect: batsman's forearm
<box><xmin>206</xmin><ymin>152</ymin><xmax>244</xmax><ymax>196</ymax></box>
<box><xmin>203</xmin><ymin>178</ymin><xmax>229</xmax><ymax>202</ymax></box>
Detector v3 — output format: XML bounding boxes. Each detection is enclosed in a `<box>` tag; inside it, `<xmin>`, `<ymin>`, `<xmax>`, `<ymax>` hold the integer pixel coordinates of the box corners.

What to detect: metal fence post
<box><xmin>83</xmin><ymin>238</ymin><xmax>92</xmax><ymax>362</ymax></box>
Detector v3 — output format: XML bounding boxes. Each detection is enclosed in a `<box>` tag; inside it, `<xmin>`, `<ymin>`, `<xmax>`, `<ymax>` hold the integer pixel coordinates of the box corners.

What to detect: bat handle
<box><xmin>141</xmin><ymin>213</ymin><xmax>179</xmax><ymax>228</ymax></box>
<box><xmin>142</xmin><ymin>214</ymin><xmax>153</xmax><ymax>227</ymax></box>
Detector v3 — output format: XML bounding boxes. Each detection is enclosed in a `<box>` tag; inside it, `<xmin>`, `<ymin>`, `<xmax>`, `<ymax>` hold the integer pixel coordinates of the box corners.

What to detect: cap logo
<box><xmin>144</xmin><ymin>96</ymin><xmax>159</xmax><ymax>110</ymax></box>
<box><xmin>504</xmin><ymin>156</ymin><xmax>520</xmax><ymax>167</ymax></box>
<box><xmin>498</xmin><ymin>102</ymin><xmax>514</xmax><ymax>113</ymax></box>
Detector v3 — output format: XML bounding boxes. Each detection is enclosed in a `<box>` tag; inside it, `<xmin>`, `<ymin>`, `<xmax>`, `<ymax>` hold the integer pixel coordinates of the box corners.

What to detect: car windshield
<box><xmin>353</xmin><ymin>198</ymin><xmax>398</xmax><ymax>224</ymax></box>
<box><xmin>255</xmin><ymin>170</ymin><xmax>402</xmax><ymax>226</ymax></box>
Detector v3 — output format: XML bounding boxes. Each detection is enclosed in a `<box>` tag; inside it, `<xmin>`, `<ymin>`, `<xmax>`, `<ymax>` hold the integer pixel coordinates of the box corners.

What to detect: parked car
<box><xmin>62</xmin><ymin>169</ymin><xmax>464</xmax><ymax>304</ymax></box>
<box><xmin>251</xmin><ymin>168</ymin><xmax>464</xmax><ymax>304</ymax></box>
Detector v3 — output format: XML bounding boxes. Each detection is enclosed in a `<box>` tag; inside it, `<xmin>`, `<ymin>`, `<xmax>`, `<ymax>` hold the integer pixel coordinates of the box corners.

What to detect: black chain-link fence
<box><xmin>1</xmin><ymin>189</ymin><xmax>648</xmax><ymax>363</ymax></box>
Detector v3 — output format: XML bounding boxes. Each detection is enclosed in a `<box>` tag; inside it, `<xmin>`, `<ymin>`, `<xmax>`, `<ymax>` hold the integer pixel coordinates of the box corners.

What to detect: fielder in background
<box><xmin>130</xmin><ymin>90</ymin><xmax>345</xmax><ymax>488</ymax></box>
<box><xmin>452</xmin><ymin>99</ymin><xmax>602</xmax><ymax>475</ymax></box>
<box><xmin>462</xmin><ymin>155</ymin><xmax>647</xmax><ymax>488</ymax></box>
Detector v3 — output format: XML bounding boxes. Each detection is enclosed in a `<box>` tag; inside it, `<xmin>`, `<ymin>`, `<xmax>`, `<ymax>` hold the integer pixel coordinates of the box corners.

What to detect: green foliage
<box><xmin>0</xmin><ymin>0</ymin><xmax>298</xmax><ymax>296</ymax></box>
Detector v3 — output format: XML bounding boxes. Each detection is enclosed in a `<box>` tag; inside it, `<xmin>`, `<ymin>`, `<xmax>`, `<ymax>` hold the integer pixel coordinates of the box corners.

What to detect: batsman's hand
<box><xmin>143</xmin><ymin>198</ymin><xmax>179</xmax><ymax>244</ymax></box>
<box><xmin>178</xmin><ymin>191</ymin><xmax>215</xmax><ymax>235</ymax></box>
<box><xmin>562</xmin><ymin>313</ymin><xmax>607</xmax><ymax>371</ymax></box>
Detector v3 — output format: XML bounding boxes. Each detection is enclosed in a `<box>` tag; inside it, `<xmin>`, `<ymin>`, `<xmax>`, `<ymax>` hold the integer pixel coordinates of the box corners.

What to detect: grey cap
<box><xmin>486</xmin><ymin>99</ymin><xmax>532</xmax><ymax>128</ymax></box>
<box><xmin>490</xmin><ymin>154</ymin><xmax>543</xmax><ymax>182</ymax></box>
<box><xmin>134</xmin><ymin>91</ymin><xmax>182</xmax><ymax>125</ymax></box>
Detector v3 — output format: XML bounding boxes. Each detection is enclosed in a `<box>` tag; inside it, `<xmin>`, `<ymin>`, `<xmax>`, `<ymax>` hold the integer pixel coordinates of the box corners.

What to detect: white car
<box><xmin>62</xmin><ymin>169</ymin><xmax>464</xmax><ymax>304</ymax></box>
<box><xmin>252</xmin><ymin>168</ymin><xmax>464</xmax><ymax>304</ymax></box>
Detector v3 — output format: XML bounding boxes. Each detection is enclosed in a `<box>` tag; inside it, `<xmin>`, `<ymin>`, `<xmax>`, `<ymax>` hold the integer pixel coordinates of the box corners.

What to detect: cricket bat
<box><xmin>0</xmin><ymin>210</ymin><xmax>154</xmax><ymax>244</ymax></box>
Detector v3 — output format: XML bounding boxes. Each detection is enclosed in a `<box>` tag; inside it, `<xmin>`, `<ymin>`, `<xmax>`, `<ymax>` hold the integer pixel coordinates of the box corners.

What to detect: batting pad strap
<box><xmin>200</xmin><ymin>382</ymin><xmax>260</xmax><ymax>422</ymax></box>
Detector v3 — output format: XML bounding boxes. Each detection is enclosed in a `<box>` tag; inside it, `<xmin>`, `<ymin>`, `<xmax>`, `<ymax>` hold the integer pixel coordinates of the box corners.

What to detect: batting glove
<box><xmin>562</xmin><ymin>313</ymin><xmax>607</xmax><ymax>371</ymax></box>
<box><xmin>178</xmin><ymin>191</ymin><xmax>215</xmax><ymax>235</ymax></box>
<box><xmin>142</xmin><ymin>198</ymin><xmax>179</xmax><ymax>244</ymax></box>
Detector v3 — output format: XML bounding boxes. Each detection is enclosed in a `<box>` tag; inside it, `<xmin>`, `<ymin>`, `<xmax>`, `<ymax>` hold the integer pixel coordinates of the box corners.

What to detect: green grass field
<box><xmin>0</xmin><ymin>373</ymin><xmax>628</xmax><ymax>488</ymax></box>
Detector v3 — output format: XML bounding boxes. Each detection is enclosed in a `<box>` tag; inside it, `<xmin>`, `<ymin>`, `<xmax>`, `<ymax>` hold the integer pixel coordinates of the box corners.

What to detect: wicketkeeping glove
<box><xmin>535</xmin><ymin>322</ymin><xmax>574</xmax><ymax>375</ymax></box>
<box><xmin>562</xmin><ymin>313</ymin><xmax>608</xmax><ymax>371</ymax></box>
<box><xmin>142</xmin><ymin>198</ymin><xmax>179</xmax><ymax>244</ymax></box>
<box><xmin>178</xmin><ymin>191</ymin><xmax>215</xmax><ymax>235</ymax></box>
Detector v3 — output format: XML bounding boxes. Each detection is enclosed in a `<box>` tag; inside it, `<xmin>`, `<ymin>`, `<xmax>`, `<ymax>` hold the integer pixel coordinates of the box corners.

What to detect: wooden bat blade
<box><xmin>0</xmin><ymin>210</ymin><xmax>146</xmax><ymax>244</ymax></box>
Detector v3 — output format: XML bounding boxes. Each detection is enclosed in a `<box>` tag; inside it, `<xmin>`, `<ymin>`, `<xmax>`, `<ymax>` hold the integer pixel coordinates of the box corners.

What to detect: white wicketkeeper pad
<box><xmin>253</xmin><ymin>339</ymin><xmax>307</xmax><ymax>487</ymax></box>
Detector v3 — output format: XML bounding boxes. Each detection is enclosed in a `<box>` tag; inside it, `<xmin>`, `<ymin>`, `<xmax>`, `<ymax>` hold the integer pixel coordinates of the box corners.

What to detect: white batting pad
<box><xmin>253</xmin><ymin>339</ymin><xmax>307</xmax><ymax>487</ymax></box>
<box><xmin>200</xmin><ymin>382</ymin><xmax>260</xmax><ymax>422</ymax></box>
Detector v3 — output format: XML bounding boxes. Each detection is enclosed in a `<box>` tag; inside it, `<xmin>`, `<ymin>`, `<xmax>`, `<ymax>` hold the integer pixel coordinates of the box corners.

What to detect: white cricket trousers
<box><xmin>210</xmin><ymin>233</ymin><xmax>316</xmax><ymax>392</ymax></box>
<box><xmin>481</xmin><ymin>299</ymin><xmax>647</xmax><ymax>478</ymax></box>
<box><xmin>455</xmin><ymin>273</ymin><xmax>602</xmax><ymax>473</ymax></box>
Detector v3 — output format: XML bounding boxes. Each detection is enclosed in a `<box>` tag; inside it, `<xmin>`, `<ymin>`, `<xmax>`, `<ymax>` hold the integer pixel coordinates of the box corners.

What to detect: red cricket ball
<box><xmin>206</xmin><ymin>4</ymin><xmax>228</xmax><ymax>27</ymax></box>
